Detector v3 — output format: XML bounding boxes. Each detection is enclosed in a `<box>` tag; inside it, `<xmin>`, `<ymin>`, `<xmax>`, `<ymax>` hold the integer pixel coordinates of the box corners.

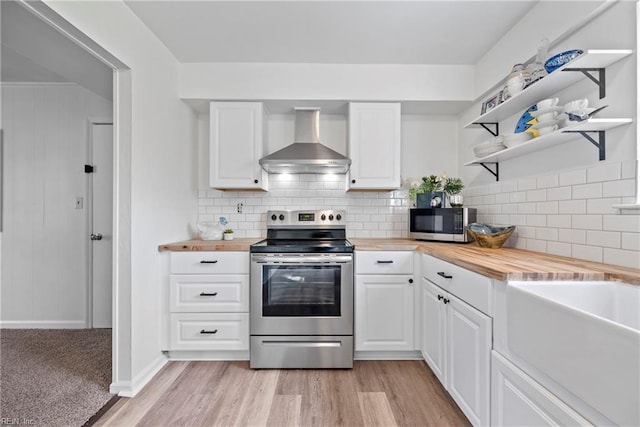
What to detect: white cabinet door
<box><xmin>491</xmin><ymin>351</ymin><xmax>593</xmax><ymax>427</ymax></box>
<box><xmin>209</xmin><ymin>102</ymin><xmax>268</xmax><ymax>190</ymax></box>
<box><xmin>447</xmin><ymin>292</ymin><xmax>492</xmax><ymax>427</ymax></box>
<box><xmin>421</xmin><ymin>278</ymin><xmax>446</xmax><ymax>385</ymax></box>
<box><xmin>347</xmin><ymin>102</ymin><xmax>401</xmax><ymax>190</ymax></box>
<box><xmin>355</xmin><ymin>275</ymin><xmax>414</xmax><ymax>351</ymax></box>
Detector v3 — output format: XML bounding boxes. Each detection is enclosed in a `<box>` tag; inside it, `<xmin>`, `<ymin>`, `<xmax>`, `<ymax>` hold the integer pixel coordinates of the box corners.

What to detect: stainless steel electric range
<box><xmin>249</xmin><ymin>210</ymin><xmax>353</xmax><ymax>369</ymax></box>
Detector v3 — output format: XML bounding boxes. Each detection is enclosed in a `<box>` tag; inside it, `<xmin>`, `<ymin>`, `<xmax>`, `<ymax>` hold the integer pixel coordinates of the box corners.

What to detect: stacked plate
<box><xmin>473</xmin><ymin>136</ymin><xmax>506</xmax><ymax>158</ymax></box>
<box><xmin>503</xmin><ymin>131</ymin><xmax>533</xmax><ymax>148</ymax></box>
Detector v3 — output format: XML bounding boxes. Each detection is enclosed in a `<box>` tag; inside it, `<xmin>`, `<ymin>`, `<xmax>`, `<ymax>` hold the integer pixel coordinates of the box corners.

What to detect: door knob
<box><xmin>90</xmin><ymin>233</ymin><xmax>103</xmax><ymax>241</ymax></box>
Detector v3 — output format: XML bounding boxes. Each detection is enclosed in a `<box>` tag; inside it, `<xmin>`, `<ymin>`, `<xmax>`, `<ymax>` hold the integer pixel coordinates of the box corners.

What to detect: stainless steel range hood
<box><xmin>259</xmin><ymin>108</ymin><xmax>351</xmax><ymax>174</ymax></box>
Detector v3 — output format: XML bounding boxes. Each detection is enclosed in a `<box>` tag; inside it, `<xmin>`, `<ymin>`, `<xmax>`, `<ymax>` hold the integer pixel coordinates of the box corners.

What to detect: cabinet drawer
<box><xmin>169</xmin><ymin>313</ymin><xmax>249</xmax><ymax>350</ymax></box>
<box><xmin>355</xmin><ymin>251</ymin><xmax>414</xmax><ymax>275</ymax></box>
<box><xmin>169</xmin><ymin>275</ymin><xmax>248</xmax><ymax>313</ymax></box>
<box><xmin>170</xmin><ymin>251</ymin><xmax>249</xmax><ymax>274</ymax></box>
<box><xmin>422</xmin><ymin>254</ymin><xmax>492</xmax><ymax>315</ymax></box>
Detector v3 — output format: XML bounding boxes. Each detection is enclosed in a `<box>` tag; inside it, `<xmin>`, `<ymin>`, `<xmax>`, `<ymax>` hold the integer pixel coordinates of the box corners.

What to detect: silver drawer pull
<box><xmin>376</xmin><ymin>260</ymin><xmax>394</xmax><ymax>264</ymax></box>
<box><xmin>262</xmin><ymin>341</ymin><xmax>341</xmax><ymax>348</ymax></box>
<box><xmin>199</xmin><ymin>292</ymin><xmax>218</xmax><ymax>297</ymax></box>
<box><xmin>200</xmin><ymin>260</ymin><xmax>218</xmax><ymax>264</ymax></box>
<box><xmin>200</xmin><ymin>329</ymin><xmax>218</xmax><ymax>334</ymax></box>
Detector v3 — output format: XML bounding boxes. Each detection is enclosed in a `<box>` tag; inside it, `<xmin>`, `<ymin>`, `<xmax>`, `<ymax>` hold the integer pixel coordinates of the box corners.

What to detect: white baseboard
<box><xmin>0</xmin><ymin>320</ymin><xmax>87</xmax><ymax>329</ymax></box>
<box><xmin>165</xmin><ymin>350</ymin><xmax>249</xmax><ymax>361</ymax></box>
<box><xmin>111</xmin><ymin>354</ymin><xmax>168</xmax><ymax>398</ymax></box>
<box><xmin>355</xmin><ymin>350</ymin><xmax>422</xmax><ymax>360</ymax></box>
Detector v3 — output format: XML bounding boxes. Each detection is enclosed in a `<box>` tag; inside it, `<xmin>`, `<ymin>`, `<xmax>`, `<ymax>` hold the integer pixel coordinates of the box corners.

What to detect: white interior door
<box><xmin>90</xmin><ymin>123</ymin><xmax>113</xmax><ymax>328</ymax></box>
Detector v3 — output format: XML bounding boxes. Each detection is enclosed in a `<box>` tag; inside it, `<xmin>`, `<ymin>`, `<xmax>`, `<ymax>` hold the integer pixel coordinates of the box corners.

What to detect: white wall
<box><xmin>1</xmin><ymin>83</ymin><xmax>112</xmax><ymax>327</ymax></box>
<box><xmin>42</xmin><ymin>0</ymin><xmax>199</xmax><ymax>395</ymax></box>
<box><xmin>197</xmin><ymin>113</ymin><xmax>459</xmax><ymax>237</ymax></box>
<box><xmin>458</xmin><ymin>1</ymin><xmax>639</xmax><ymax>269</ymax></box>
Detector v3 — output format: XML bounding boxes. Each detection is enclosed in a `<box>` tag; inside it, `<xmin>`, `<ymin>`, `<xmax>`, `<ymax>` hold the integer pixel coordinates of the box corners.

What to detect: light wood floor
<box><xmin>95</xmin><ymin>360</ymin><xmax>470</xmax><ymax>427</ymax></box>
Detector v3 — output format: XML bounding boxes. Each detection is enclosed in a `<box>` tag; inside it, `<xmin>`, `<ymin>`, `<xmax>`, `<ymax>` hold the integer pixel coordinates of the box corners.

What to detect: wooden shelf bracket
<box><xmin>562</xmin><ymin>67</ymin><xmax>606</xmax><ymax>99</ymax></box>
<box><xmin>479</xmin><ymin>162</ymin><xmax>499</xmax><ymax>181</ymax></box>
<box><xmin>562</xmin><ymin>130</ymin><xmax>606</xmax><ymax>161</ymax></box>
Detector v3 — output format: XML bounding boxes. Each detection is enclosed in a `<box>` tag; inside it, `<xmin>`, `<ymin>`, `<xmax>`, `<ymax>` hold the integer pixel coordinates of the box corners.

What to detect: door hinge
<box><xmin>85</xmin><ymin>164</ymin><xmax>95</xmax><ymax>173</ymax></box>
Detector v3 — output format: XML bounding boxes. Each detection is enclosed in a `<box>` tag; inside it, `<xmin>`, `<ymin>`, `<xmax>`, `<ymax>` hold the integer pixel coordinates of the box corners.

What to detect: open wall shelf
<box><xmin>465</xmin><ymin>118</ymin><xmax>632</xmax><ymax>177</ymax></box>
<box><xmin>464</xmin><ymin>50</ymin><xmax>633</xmax><ymax>129</ymax></box>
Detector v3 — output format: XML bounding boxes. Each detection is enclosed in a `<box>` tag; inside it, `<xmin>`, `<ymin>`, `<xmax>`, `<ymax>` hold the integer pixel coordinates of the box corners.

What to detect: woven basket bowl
<box><xmin>467</xmin><ymin>224</ymin><xmax>516</xmax><ymax>248</ymax></box>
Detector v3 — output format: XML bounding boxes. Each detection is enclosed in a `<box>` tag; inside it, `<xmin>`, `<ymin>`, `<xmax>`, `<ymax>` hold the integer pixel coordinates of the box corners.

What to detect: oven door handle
<box><xmin>251</xmin><ymin>255</ymin><xmax>353</xmax><ymax>264</ymax></box>
<box><xmin>261</xmin><ymin>340</ymin><xmax>342</xmax><ymax>348</ymax></box>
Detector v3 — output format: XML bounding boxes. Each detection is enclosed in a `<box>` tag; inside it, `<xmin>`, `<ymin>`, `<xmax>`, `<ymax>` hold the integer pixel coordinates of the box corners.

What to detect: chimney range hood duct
<box><xmin>259</xmin><ymin>108</ymin><xmax>351</xmax><ymax>174</ymax></box>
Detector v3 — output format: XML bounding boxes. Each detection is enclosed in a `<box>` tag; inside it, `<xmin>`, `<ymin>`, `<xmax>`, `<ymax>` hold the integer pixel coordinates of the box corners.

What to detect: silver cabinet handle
<box><xmin>90</xmin><ymin>233</ymin><xmax>103</xmax><ymax>241</ymax></box>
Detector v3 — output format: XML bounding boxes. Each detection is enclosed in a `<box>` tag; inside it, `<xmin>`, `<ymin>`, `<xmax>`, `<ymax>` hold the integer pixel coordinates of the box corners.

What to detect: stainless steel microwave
<box><xmin>409</xmin><ymin>208</ymin><xmax>477</xmax><ymax>242</ymax></box>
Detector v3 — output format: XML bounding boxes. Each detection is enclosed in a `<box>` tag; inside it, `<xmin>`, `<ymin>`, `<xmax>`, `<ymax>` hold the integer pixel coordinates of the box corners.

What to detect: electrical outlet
<box><xmin>75</xmin><ymin>197</ymin><xmax>83</xmax><ymax>209</ymax></box>
<box><xmin>237</xmin><ymin>203</ymin><xmax>243</xmax><ymax>213</ymax></box>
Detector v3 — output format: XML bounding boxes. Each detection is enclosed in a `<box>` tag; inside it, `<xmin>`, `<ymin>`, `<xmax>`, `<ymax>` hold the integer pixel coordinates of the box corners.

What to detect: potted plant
<box><xmin>406</xmin><ymin>174</ymin><xmax>464</xmax><ymax>208</ymax></box>
<box><xmin>223</xmin><ymin>228</ymin><xmax>234</xmax><ymax>241</ymax></box>
<box><xmin>443</xmin><ymin>177</ymin><xmax>464</xmax><ymax>207</ymax></box>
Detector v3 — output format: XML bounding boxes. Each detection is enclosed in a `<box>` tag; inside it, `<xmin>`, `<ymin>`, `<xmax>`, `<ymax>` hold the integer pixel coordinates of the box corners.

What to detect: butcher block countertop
<box><xmin>159</xmin><ymin>238</ymin><xmax>640</xmax><ymax>285</ymax></box>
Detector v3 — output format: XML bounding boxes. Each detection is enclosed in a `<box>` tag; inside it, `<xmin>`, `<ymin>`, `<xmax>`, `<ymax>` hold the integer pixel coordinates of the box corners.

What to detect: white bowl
<box><xmin>564</xmin><ymin>98</ymin><xmax>588</xmax><ymax>112</ymax></box>
<box><xmin>536</xmin><ymin>97</ymin><xmax>559</xmax><ymax>110</ymax></box>
<box><xmin>530</xmin><ymin>106</ymin><xmax>564</xmax><ymax>118</ymax></box>
<box><xmin>474</xmin><ymin>144</ymin><xmax>506</xmax><ymax>158</ymax></box>
<box><xmin>503</xmin><ymin>132</ymin><xmax>533</xmax><ymax>143</ymax></box>
<box><xmin>537</xmin><ymin>111</ymin><xmax>559</xmax><ymax>122</ymax></box>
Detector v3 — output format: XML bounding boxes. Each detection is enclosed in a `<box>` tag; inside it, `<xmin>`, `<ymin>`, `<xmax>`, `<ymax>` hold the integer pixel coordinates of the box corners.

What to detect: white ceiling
<box><xmin>124</xmin><ymin>0</ymin><xmax>538</xmax><ymax>65</ymax></box>
<box><xmin>1</xmin><ymin>1</ymin><xmax>113</xmax><ymax>100</ymax></box>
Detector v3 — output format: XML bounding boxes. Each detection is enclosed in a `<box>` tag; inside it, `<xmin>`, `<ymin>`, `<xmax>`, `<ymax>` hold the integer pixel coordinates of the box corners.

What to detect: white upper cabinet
<box><xmin>209</xmin><ymin>102</ymin><xmax>268</xmax><ymax>190</ymax></box>
<box><xmin>347</xmin><ymin>102</ymin><xmax>401</xmax><ymax>190</ymax></box>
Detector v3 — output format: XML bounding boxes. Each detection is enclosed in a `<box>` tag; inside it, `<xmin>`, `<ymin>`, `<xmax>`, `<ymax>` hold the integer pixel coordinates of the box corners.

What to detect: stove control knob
<box><xmin>336</xmin><ymin>214</ymin><xmax>342</xmax><ymax>221</ymax></box>
<box><xmin>271</xmin><ymin>214</ymin><xmax>277</xmax><ymax>221</ymax></box>
<box><xmin>279</xmin><ymin>214</ymin><xmax>285</xmax><ymax>221</ymax></box>
<box><xmin>328</xmin><ymin>214</ymin><xmax>334</xmax><ymax>221</ymax></box>
<box><xmin>321</xmin><ymin>214</ymin><xmax>326</xmax><ymax>221</ymax></box>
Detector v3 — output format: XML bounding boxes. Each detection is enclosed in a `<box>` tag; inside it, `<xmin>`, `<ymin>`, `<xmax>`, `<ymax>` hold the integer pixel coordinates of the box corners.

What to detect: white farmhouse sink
<box><xmin>506</xmin><ymin>281</ymin><xmax>640</xmax><ymax>426</ymax></box>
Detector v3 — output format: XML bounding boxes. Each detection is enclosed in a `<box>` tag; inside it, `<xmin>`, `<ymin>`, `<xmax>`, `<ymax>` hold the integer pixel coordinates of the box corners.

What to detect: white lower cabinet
<box><xmin>491</xmin><ymin>351</ymin><xmax>592</xmax><ymax>426</ymax></box>
<box><xmin>355</xmin><ymin>250</ymin><xmax>415</xmax><ymax>352</ymax></box>
<box><xmin>421</xmin><ymin>277</ymin><xmax>491</xmax><ymax>427</ymax></box>
<box><xmin>164</xmin><ymin>251</ymin><xmax>250</xmax><ymax>356</ymax></box>
<box><xmin>355</xmin><ymin>274</ymin><xmax>415</xmax><ymax>351</ymax></box>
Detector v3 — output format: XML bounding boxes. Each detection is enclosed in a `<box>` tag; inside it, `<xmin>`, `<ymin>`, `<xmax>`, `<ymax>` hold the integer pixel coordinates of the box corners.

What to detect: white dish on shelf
<box><xmin>474</xmin><ymin>144</ymin><xmax>506</xmax><ymax>158</ymax></box>
<box><xmin>530</xmin><ymin>106</ymin><xmax>565</xmax><ymax>118</ymax></box>
<box><xmin>531</xmin><ymin>118</ymin><xmax>566</xmax><ymax>130</ymax></box>
<box><xmin>503</xmin><ymin>131</ymin><xmax>534</xmax><ymax>144</ymax></box>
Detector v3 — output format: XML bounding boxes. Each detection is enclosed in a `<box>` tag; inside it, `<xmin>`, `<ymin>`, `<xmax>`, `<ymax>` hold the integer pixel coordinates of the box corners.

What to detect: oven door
<box><xmin>250</xmin><ymin>254</ymin><xmax>353</xmax><ymax>335</ymax></box>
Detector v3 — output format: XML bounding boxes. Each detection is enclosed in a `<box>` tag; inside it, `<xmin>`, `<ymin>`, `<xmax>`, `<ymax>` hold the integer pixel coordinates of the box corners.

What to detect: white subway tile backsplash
<box><xmin>621</xmin><ymin>160</ymin><xmax>637</xmax><ymax>180</ymax></box>
<box><xmin>527</xmin><ymin>215</ymin><xmax>547</xmax><ymax>227</ymax></box>
<box><xmin>546</xmin><ymin>186</ymin><xmax>572</xmax><ymax>201</ymax></box>
<box><xmin>501</xmin><ymin>181</ymin><xmax>518</xmax><ymax>193</ymax></box>
<box><xmin>537</xmin><ymin>173</ymin><xmax>559</xmax><ymax>189</ymax></box>
<box><xmin>458</xmin><ymin>162</ymin><xmax>637</xmax><ymax>267</ymax></box>
<box><xmin>572</xmin><ymin>215</ymin><xmax>602</xmax><ymax>230</ymax></box>
<box><xmin>572</xmin><ymin>183</ymin><xmax>602</xmax><ymax>199</ymax></box>
<box><xmin>621</xmin><ymin>233</ymin><xmax>640</xmax><ymax>251</ymax></box>
<box><xmin>603</xmin><ymin>214</ymin><xmax>640</xmax><ymax>232</ymax></box>
<box><xmin>547</xmin><ymin>215</ymin><xmax>572</xmax><ymax>228</ymax></box>
<box><xmin>518</xmin><ymin>178</ymin><xmax>537</xmax><ymax>191</ymax></box>
<box><xmin>547</xmin><ymin>241</ymin><xmax>572</xmax><ymax>257</ymax></box>
<box><xmin>559</xmin><ymin>169</ymin><xmax>586</xmax><ymax>186</ymax></box>
<box><xmin>537</xmin><ymin>201</ymin><xmax>559</xmax><ymax>214</ymax></box>
<box><xmin>586</xmin><ymin>198</ymin><xmax>622</xmax><ymax>214</ymax></box>
<box><xmin>587</xmin><ymin>162</ymin><xmax>621</xmax><ymax>183</ymax></box>
<box><xmin>559</xmin><ymin>229</ymin><xmax>586</xmax><ymax>244</ymax></box>
<box><xmin>559</xmin><ymin>200</ymin><xmax>586</xmax><ymax>214</ymax></box>
<box><xmin>602</xmin><ymin>179</ymin><xmax>636</xmax><ymax>197</ymax></box>
<box><xmin>527</xmin><ymin>239</ymin><xmax>547</xmax><ymax>252</ymax></box>
<box><xmin>586</xmin><ymin>230</ymin><xmax>620</xmax><ymax>249</ymax></box>
<box><xmin>603</xmin><ymin>248</ymin><xmax>640</xmax><ymax>269</ymax></box>
<box><xmin>572</xmin><ymin>244</ymin><xmax>603</xmax><ymax>263</ymax></box>
<box><xmin>536</xmin><ymin>228</ymin><xmax>558</xmax><ymax>241</ymax></box>
<box><xmin>526</xmin><ymin>189</ymin><xmax>547</xmax><ymax>202</ymax></box>
<box><xmin>518</xmin><ymin>203</ymin><xmax>537</xmax><ymax>214</ymax></box>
